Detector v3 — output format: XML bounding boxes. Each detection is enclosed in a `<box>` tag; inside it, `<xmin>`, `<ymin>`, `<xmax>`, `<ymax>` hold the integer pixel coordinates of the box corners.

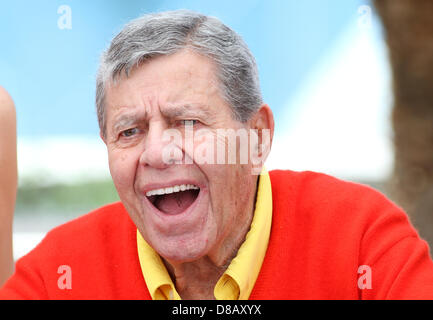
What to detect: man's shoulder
<box><xmin>6</xmin><ymin>202</ymin><xmax>144</xmax><ymax>299</ymax></box>
<box><xmin>268</xmin><ymin>169</ymin><xmax>402</xmax><ymax>227</ymax></box>
<box><xmin>269</xmin><ymin>169</ymin><xmax>389</xmax><ymax>204</ymax></box>
<box><xmin>48</xmin><ymin>201</ymin><xmax>130</xmax><ymax>238</ymax></box>
<box><xmin>29</xmin><ymin>201</ymin><xmax>134</xmax><ymax>261</ymax></box>
<box><xmin>258</xmin><ymin>170</ymin><xmax>432</xmax><ymax>299</ymax></box>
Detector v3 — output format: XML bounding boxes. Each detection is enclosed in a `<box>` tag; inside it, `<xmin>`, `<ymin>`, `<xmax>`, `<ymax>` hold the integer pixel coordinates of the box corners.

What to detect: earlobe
<box><xmin>100</xmin><ymin>130</ymin><xmax>107</xmax><ymax>144</ymax></box>
<box><xmin>252</xmin><ymin>104</ymin><xmax>274</xmax><ymax>147</ymax></box>
<box><xmin>249</xmin><ymin>104</ymin><xmax>274</xmax><ymax>166</ymax></box>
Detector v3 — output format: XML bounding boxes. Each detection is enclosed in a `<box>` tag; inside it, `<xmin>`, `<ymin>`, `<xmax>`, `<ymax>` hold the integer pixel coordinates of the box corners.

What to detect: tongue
<box><xmin>154</xmin><ymin>190</ymin><xmax>198</xmax><ymax>215</ymax></box>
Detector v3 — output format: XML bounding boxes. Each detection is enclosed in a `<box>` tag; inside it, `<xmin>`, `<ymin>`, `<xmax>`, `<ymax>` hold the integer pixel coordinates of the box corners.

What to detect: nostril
<box><xmin>161</xmin><ymin>143</ymin><xmax>184</xmax><ymax>166</ymax></box>
<box><xmin>139</xmin><ymin>142</ymin><xmax>175</xmax><ymax>168</ymax></box>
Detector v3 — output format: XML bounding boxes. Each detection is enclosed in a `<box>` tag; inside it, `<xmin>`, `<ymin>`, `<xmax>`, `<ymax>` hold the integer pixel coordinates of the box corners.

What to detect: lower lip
<box><xmin>142</xmin><ymin>188</ymin><xmax>205</xmax><ymax>224</ymax></box>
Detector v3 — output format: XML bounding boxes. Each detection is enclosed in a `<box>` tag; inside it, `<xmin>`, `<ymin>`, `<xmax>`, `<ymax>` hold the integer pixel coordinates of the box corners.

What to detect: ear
<box><xmin>248</xmin><ymin>103</ymin><xmax>274</xmax><ymax>163</ymax></box>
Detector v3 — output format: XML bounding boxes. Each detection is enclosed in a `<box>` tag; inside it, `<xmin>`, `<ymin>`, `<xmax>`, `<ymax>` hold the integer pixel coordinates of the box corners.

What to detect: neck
<box><xmin>163</xmin><ymin>256</ymin><xmax>225</xmax><ymax>299</ymax></box>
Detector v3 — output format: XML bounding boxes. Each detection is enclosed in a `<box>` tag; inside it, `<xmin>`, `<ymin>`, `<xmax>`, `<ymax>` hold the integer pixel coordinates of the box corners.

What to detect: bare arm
<box><xmin>0</xmin><ymin>86</ymin><xmax>17</xmax><ymax>287</ymax></box>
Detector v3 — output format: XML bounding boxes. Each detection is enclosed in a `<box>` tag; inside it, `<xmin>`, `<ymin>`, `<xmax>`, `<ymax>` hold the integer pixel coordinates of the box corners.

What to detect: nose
<box><xmin>139</xmin><ymin>122</ymin><xmax>183</xmax><ymax>168</ymax></box>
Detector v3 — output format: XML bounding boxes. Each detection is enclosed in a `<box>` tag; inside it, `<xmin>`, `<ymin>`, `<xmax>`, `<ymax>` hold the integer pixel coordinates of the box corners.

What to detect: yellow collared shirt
<box><xmin>136</xmin><ymin>169</ymin><xmax>273</xmax><ymax>300</ymax></box>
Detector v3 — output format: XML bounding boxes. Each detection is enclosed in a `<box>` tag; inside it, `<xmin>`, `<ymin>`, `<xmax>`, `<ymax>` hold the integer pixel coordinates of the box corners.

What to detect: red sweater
<box><xmin>2</xmin><ymin>170</ymin><xmax>433</xmax><ymax>299</ymax></box>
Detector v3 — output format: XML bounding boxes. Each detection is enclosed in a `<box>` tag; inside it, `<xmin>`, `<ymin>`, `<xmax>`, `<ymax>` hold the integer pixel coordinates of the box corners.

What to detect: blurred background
<box><xmin>1</xmin><ymin>0</ymin><xmax>432</xmax><ymax>259</ymax></box>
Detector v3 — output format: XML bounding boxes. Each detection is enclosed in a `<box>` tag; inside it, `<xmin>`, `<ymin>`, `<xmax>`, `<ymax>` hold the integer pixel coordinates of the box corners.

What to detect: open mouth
<box><xmin>146</xmin><ymin>184</ymin><xmax>200</xmax><ymax>215</ymax></box>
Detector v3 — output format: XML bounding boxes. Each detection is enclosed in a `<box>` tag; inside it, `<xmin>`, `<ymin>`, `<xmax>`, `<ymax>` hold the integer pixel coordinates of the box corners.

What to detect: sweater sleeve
<box><xmin>357</xmin><ymin>188</ymin><xmax>433</xmax><ymax>299</ymax></box>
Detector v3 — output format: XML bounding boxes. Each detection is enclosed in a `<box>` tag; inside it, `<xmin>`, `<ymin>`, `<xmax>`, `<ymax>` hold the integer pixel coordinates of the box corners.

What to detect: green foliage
<box><xmin>16</xmin><ymin>179</ymin><xmax>120</xmax><ymax>216</ymax></box>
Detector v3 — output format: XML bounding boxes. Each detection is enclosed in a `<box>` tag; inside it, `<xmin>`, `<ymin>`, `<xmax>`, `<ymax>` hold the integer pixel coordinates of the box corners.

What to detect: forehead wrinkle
<box><xmin>161</xmin><ymin>103</ymin><xmax>213</xmax><ymax>119</ymax></box>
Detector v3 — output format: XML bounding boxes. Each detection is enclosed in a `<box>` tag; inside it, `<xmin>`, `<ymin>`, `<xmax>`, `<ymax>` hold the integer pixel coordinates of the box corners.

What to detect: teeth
<box><xmin>146</xmin><ymin>184</ymin><xmax>199</xmax><ymax>197</ymax></box>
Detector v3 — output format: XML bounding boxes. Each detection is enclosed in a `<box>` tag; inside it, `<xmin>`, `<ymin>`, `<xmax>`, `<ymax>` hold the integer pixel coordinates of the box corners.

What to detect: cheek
<box><xmin>204</xmin><ymin>166</ymin><xmax>240</xmax><ymax>220</ymax></box>
<box><xmin>191</xmin><ymin>129</ymin><xmax>216</xmax><ymax>164</ymax></box>
<box><xmin>108</xmin><ymin>150</ymin><xmax>136</xmax><ymax>194</ymax></box>
<box><xmin>224</xmin><ymin>166</ymin><xmax>252</xmax><ymax>211</ymax></box>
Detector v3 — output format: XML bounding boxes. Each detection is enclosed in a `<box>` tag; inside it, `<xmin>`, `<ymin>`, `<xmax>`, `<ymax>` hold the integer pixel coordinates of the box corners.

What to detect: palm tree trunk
<box><xmin>374</xmin><ymin>0</ymin><xmax>433</xmax><ymax>247</ymax></box>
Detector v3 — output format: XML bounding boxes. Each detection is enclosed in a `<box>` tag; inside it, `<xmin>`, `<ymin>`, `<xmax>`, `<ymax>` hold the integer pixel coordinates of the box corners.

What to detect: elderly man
<box><xmin>2</xmin><ymin>10</ymin><xmax>433</xmax><ymax>300</ymax></box>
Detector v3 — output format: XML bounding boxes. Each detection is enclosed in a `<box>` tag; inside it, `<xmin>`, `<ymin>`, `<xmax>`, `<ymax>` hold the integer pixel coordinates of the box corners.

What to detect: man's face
<box><xmin>103</xmin><ymin>49</ymin><xmax>262</xmax><ymax>265</ymax></box>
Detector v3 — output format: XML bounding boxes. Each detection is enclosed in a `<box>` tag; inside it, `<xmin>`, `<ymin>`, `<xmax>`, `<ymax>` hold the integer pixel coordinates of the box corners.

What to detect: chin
<box><xmin>152</xmin><ymin>231</ymin><xmax>216</xmax><ymax>264</ymax></box>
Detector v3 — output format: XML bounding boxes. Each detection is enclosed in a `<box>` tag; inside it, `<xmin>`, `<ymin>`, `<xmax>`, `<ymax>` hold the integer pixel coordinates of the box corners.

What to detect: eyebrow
<box><xmin>112</xmin><ymin>113</ymin><xmax>145</xmax><ymax>134</ymax></box>
<box><xmin>161</xmin><ymin>104</ymin><xmax>213</xmax><ymax>119</ymax></box>
<box><xmin>111</xmin><ymin>103</ymin><xmax>213</xmax><ymax>134</ymax></box>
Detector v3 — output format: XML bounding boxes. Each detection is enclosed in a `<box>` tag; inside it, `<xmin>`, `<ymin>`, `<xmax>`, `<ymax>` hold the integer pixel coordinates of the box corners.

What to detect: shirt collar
<box><xmin>136</xmin><ymin>168</ymin><xmax>273</xmax><ymax>300</ymax></box>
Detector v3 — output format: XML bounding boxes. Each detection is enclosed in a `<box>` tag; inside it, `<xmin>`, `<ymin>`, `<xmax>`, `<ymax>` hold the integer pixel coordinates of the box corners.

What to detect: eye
<box><xmin>120</xmin><ymin>128</ymin><xmax>139</xmax><ymax>138</ymax></box>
